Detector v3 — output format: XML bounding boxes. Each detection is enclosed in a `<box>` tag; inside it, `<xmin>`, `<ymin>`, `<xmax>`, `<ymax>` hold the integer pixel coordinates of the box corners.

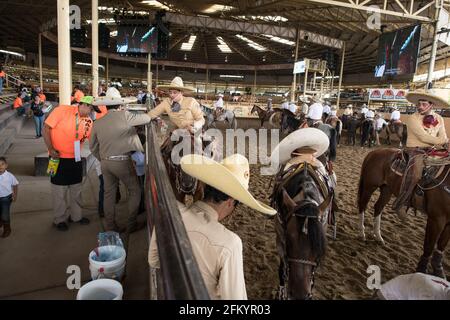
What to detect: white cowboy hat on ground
<box><xmin>156</xmin><ymin>76</ymin><xmax>195</xmax><ymax>92</ymax></box>
<box><xmin>270</xmin><ymin>128</ymin><xmax>329</xmax><ymax>167</ymax></box>
<box><xmin>406</xmin><ymin>89</ymin><xmax>450</xmax><ymax>108</ymax></box>
<box><xmin>180</xmin><ymin>154</ymin><xmax>276</xmax><ymax>217</ymax></box>
<box><xmin>93</xmin><ymin>87</ymin><xmax>137</xmax><ymax>106</ymax></box>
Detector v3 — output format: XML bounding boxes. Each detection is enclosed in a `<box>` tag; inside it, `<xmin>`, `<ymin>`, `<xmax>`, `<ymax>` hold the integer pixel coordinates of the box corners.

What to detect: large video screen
<box><xmin>116</xmin><ymin>25</ymin><xmax>158</xmax><ymax>54</ymax></box>
<box><xmin>374</xmin><ymin>24</ymin><xmax>422</xmax><ymax>78</ymax></box>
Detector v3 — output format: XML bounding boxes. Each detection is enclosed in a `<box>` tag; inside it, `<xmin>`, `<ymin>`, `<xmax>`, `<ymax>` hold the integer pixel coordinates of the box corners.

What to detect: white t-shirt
<box><xmin>323</xmin><ymin>105</ymin><xmax>331</xmax><ymax>114</ymax></box>
<box><xmin>0</xmin><ymin>171</ymin><xmax>19</xmax><ymax>197</ymax></box>
<box><xmin>214</xmin><ymin>98</ymin><xmax>224</xmax><ymax>109</ymax></box>
<box><xmin>307</xmin><ymin>103</ymin><xmax>323</xmax><ymax>120</ymax></box>
<box><xmin>375</xmin><ymin>118</ymin><xmax>387</xmax><ymax>130</ymax></box>
<box><xmin>361</xmin><ymin>107</ymin><xmax>369</xmax><ymax>115</ymax></box>
<box><xmin>281</xmin><ymin>101</ymin><xmax>289</xmax><ymax>109</ymax></box>
<box><xmin>288</xmin><ymin>103</ymin><xmax>297</xmax><ymax>114</ymax></box>
<box><xmin>391</xmin><ymin>110</ymin><xmax>401</xmax><ymax>121</ymax></box>
<box><xmin>366</xmin><ymin>110</ymin><xmax>375</xmax><ymax>119</ymax></box>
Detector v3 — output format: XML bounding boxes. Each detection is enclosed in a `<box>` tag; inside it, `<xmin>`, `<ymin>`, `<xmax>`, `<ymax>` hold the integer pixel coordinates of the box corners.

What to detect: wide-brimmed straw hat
<box><xmin>406</xmin><ymin>90</ymin><xmax>450</xmax><ymax>108</ymax></box>
<box><xmin>180</xmin><ymin>154</ymin><xmax>276</xmax><ymax>217</ymax></box>
<box><xmin>157</xmin><ymin>76</ymin><xmax>195</xmax><ymax>92</ymax></box>
<box><xmin>270</xmin><ymin>128</ymin><xmax>330</xmax><ymax>167</ymax></box>
<box><xmin>92</xmin><ymin>87</ymin><xmax>137</xmax><ymax>106</ymax></box>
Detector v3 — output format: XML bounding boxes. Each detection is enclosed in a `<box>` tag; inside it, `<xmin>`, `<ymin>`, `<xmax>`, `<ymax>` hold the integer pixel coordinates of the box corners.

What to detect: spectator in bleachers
<box><xmin>0</xmin><ymin>66</ymin><xmax>5</xmax><ymax>95</ymax></box>
<box><xmin>13</xmin><ymin>93</ymin><xmax>25</xmax><ymax>116</ymax></box>
<box><xmin>30</xmin><ymin>95</ymin><xmax>45</xmax><ymax>138</ymax></box>
<box><xmin>0</xmin><ymin>156</ymin><xmax>19</xmax><ymax>238</ymax></box>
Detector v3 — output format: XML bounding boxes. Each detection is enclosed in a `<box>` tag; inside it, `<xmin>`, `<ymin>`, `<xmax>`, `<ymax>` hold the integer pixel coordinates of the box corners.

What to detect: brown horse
<box><xmin>358</xmin><ymin>148</ymin><xmax>450</xmax><ymax>279</ymax></box>
<box><xmin>271</xmin><ymin>162</ymin><xmax>333</xmax><ymax>299</ymax></box>
<box><xmin>161</xmin><ymin>130</ymin><xmax>205</xmax><ymax>203</ymax></box>
<box><xmin>251</xmin><ymin>105</ymin><xmax>281</xmax><ymax>127</ymax></box>
<box><xmin>385</xmin><ymin>121</ymin><xmax>408</xmax><ymax>148</ymax></box>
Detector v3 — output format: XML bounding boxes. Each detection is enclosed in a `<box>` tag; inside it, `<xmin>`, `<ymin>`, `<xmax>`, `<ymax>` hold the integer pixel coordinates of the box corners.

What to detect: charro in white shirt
<box><xmin>148</xmin><ymin>201</ymin><xmax>247</xmax><ymax>300</ymax></box>
<box><xmin>307</xmin><ymin>102</ymin><xmax>323</xmax><ymax>120</ymax></box>
<box><xmin>390</xmin><ymin>110</ymin><xmax>401</xmax><ymax>121</ymax></box>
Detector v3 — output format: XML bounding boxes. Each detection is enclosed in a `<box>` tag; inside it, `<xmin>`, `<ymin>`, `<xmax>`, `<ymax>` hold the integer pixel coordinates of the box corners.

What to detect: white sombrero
<box><xmin>217</xmin><ymin>93</ymin><xmax>224</xmax><ymax>97</ymax></box>
<box><xmin>406</xmin><ymin>90</ymin><xmax>450</xmax><ymax>108</ymax></box>
<box><xmin>270</xmin><ymin>128</ymin><xmax>330</xmax><ymax>167</ymax></box>
<box><xmin>180</xmin><ymin>154</ymin><xmax>276</xmax><ymax>217</ymax></box>
<box><xmin>92</xmin><ymin>87</ymin><xmax>137</xmax><ymax>106</ymax></box>
<box><xmin>157</xmin><ymin>76</ymin><xmax>195</xmax><ymax>92</ymax></box>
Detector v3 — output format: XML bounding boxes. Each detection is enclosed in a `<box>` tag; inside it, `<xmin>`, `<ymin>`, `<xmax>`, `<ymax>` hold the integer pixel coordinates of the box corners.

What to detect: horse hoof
<box><xmin>359</xmin><ymin>233</ymin><xmax>366</xmax><ymax>242</ymax></box>
<box><xmin>373</xmin><ymin>235</ymin><xmax>386</xmax><ymax>246</ymax></box>
<box><xmin>396</xmin><ymin>208</ymin><xmax>408</xmax><ymax>222</ymax></box>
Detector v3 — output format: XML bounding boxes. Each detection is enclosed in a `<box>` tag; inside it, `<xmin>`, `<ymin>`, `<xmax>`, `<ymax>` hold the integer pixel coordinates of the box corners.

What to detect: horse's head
<box><xmin>164</xmin><ymin>132</ymin><xmax>199</xmax><ymax>196</ymax></box>
<box><xmin>277</xmin><ymin>166</ymin><xmax>329</xmax><ymax>299</ymax></box>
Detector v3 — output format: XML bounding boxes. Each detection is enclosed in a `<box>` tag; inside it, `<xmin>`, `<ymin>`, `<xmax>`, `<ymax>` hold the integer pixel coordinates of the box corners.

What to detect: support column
<box><xmin>336</xmin><ymin>42</ymin><xmax>346</xmax><ymax>109</ymax></box>
<box><xmin>426</xmin><ymin>0</ymin><xmax>443</xmax><ymax>88</ymax></box>
<box><xmin>205</xmin><ymin>68</ymin><xmax>209</xmax><ymax>101</ymax></box>
<box><xmin>303</xmin><ymin>65</ymin><xmax>308</xmax><ymax>98</ymax></box>
<box><xmin>291</xmin><ymin>27</ymin><xmax>300</xmax><ymax>102</ymax></box>
<box><xmin>156</xmin><ymin>61</ymin><xmax>159</xmax><ymax>86</ymax></box>
<box><xmin>253</xmin><ymin>69</ymin><xmax>257</xmax><ymax>103</ymax></box>
<box><xmin>147</xmin><ymin>53</ymin><xmax>152</xmax><ymax>92</ymax></box>
<box><xmin>57</xmin><ymin>0</ymin><xmax>72</xmax><ymax>105</ymax></box>
<box><xmin>92</xmin><ymin>0</ymin><xmax>99</xmax><ymax>97</ymax></box>
<box><xmin>39</xmin><ymin>33</ymin><xmax>43</xmax><ymax>90</ymax></box>
<box><xmin>106</xmin><ymin>56</ymin><xmax>109</xmax><ymax>86</ymax></box>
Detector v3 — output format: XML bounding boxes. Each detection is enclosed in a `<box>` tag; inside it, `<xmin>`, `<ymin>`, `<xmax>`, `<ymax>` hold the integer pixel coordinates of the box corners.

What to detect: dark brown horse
<box><xmin>161</xmin><ymin>130</ymin><xmax>204</xmax><ymax>203</ymax></box>
<box><xmin>251</xmin><ymin>105</ymin><xmax>281</xmax><ymax>127</ymax></box>
<box><xmin>272</xmin><ymin>162</ymin><xmax>333</xmax><ymax>299</ymax></box>
<box><xmin>358</xmin><ymin>148</ymin><xmax>450</xmax><ymax>279</ymax></box>
<box><xmin>385</xmin><ymin>121</ymin><xmax>408</xmax><ymax>148</ymax></box>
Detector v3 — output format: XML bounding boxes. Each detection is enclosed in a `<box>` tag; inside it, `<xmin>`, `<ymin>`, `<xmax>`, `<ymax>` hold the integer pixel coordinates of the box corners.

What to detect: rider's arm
<box><xmin>125</xmin><ymin>110</ymin><xmax>152</xmax><ymax>127</ymax></box>
<box><xmin>147</xmin><ymin>99</ymin><xmax>170</xmax><ymax>119</ymax></box>
<box><xmin>191</xmin><ymin>101</ymin><xmax>205</xmax><ymax>131</ymax></box>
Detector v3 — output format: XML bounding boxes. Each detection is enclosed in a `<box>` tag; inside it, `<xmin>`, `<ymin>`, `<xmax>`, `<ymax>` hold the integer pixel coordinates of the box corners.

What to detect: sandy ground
<box><xmin>219</xmin><ymin>144</ymin><xmax>449</xmax><ymax>300</ymax></box>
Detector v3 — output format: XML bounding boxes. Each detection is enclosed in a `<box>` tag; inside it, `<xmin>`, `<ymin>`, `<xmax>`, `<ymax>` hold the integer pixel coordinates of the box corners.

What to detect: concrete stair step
<box><xmin>0</xmin><ymin>112</ymin><xmax>27</xmax><ymax>155</ymax></box>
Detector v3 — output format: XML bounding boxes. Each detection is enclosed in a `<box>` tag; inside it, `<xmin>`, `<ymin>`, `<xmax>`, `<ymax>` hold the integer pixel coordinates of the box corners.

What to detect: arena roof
<box><xmin>1</xmin><ymin>0</ymin><xmax>449</xmax><ymax>76</ymax></box>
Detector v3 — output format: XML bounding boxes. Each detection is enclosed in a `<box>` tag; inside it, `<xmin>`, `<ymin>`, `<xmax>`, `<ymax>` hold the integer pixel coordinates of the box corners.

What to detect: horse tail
<box><xmin>336</xmin><ymin>120</ymin><xmax>342</xmax><ymax>136</ymax></box>
<box><xmin>357</xmin><ymin>155</ymin><xmax>370</xmax><ymax>212</ymax></box>
<box><xmin>328</xmin><ymin>127</ymin><xmax>337</xmax><ymax>161</ymax></box>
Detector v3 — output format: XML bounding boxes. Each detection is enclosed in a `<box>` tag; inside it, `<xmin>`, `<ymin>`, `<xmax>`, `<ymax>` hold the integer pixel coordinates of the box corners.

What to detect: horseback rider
<box><xmin>392</xmin><ymin>90</ymin><xmax>450</xmax><ymax>218</ymax></box>
<box><xmin>323</xmin><ymin>100</ymin><xmax>331</xmax><ymax>119</ymax></box>
<box><xmin>214</xmin><ymin>93</ymin><xmax>224</xmax><ymax>110</ymax></box>
<box><xmin>374</xmin><ymin>114</ymin><xmax>388</xmax><ymax>145</ymax></box>
<box><xmin>343</xmin><ymin>104</ymin><xmax>353</xmax><ymax>116</ymax></box>
<box><xmin>360</xmin><ymin>104</ymin><xmax>369</xmax><ymax>118</ymax></box>
<box><xmin>267</xmin><ymin>97</ymin><xmax>273</xmax><ymax>111</ymax></box>
<box><xmin>306</xmin><ymin>96</ymin><xmax>323</xmax><ymax>127</ymax></box>
<box><xmin>390</xmin><ymin>105</ymin><xmax>401</xmax><ymax>124</ymax></box>
<box><xmin>148</xmin><ymin>76</ymin><xmax>205</xmax><ymax>152</ymax></box>
<box><xmin>281</xmin><ymin>97</ymin><xmax>289</xmax><ymax>110</ymax></box>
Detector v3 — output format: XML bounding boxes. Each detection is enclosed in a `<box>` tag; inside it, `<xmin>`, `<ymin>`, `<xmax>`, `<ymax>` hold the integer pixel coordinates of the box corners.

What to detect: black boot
<box><xmin>430</xmin><ymin>250</ymin><xmax>446</xmax><ymax>280</ymax></box>
<box><xmin>2</xmin><ymin>223</ymin><xmax>11</xmax><ymax>238</ymax></box>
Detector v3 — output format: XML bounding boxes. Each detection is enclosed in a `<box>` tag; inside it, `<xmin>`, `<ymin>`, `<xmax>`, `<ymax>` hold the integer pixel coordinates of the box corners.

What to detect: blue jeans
<box><xmin>0</xmin><ymin>77</ymin><xmax>3</xmax><ymax>95</ymax></box>
<box><xmin>0</xmin><ymin>194</ymin><xmax>12</xmax><ymax>223</ymax></box>
<box><xmin>34</xmin><ymin>115</ymin><xmax>44</xmax><ymax>136</ymax></box>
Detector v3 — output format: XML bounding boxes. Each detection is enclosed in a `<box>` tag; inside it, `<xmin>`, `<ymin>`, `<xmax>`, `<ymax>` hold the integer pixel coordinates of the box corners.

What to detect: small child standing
<box><xmin>0</xmin><ymin>157</ymin><xmax>19</xmax><ymax>238</ymax></box>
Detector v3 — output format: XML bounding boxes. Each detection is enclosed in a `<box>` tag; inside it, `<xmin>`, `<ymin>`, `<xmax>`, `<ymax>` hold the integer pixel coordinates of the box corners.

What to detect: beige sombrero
<box><xmin>180</xmin><ymin>154</ymin><xmax>276</xmax><ymax>217</ymax></box>
<box><xmin>406</xmin><ymin>90</ymin><xmax>450</xmax><ymax>108</ymax></box>
<box><xmin>157</xmin><ymin>76</ymin><xmax>195</xmax><ymax>92</ymax></box>
<box><xmin>92</xmin><ymin>87</ymin><xmax>137</xmax><ymax>106</ymax></box>
<box><xmin>270</xmin><ymin>128</ymin><xmax>330</xmax><ymax>167</ymax></box>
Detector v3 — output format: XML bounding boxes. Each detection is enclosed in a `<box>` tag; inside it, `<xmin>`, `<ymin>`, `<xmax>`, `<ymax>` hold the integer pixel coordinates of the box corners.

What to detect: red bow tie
<box><xmin>423</xmin><ymin>115</ymin><xmax>439</xmax><ymax>128</ymax></box>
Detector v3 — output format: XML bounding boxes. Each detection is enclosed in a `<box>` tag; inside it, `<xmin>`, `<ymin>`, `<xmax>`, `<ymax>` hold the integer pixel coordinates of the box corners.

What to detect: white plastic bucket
<box><xmin>89</xmin><ymin>245</ymin><xmax>126</xmax><ymax>281</ymax></box>
<box><xmin>77</xmin><ymin>279</ymin><xmax>123</xmax><ymax>300</ymax></box>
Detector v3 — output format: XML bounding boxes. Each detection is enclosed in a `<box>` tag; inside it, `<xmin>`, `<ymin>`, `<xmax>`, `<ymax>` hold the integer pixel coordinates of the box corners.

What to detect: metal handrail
<box><xmin>145</xmin><ymin>120</ymin><xmax>210</xmax><ymax>300</ymax></box>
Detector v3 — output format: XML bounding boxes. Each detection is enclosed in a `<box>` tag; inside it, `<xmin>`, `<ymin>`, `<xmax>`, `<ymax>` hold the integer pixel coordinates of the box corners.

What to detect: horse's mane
<box><xmin>279</xmin><ymin>167</ymin><xmax>327</xmax><ymax>259</ymax></box>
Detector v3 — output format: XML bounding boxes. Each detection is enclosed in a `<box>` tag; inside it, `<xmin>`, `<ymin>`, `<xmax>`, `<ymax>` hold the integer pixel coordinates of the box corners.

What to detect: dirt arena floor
<box><xmin>219</xmin><ymin>143</ymin><xmax>450</xmax><ymax>300</ymax></box>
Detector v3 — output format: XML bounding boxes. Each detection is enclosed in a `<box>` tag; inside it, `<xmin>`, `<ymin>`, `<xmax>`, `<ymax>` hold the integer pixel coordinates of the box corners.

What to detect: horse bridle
<box><xmin>278</xmin><ymin>198</ymin><xmax>323</xmax><ymax>300</ymax></box>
